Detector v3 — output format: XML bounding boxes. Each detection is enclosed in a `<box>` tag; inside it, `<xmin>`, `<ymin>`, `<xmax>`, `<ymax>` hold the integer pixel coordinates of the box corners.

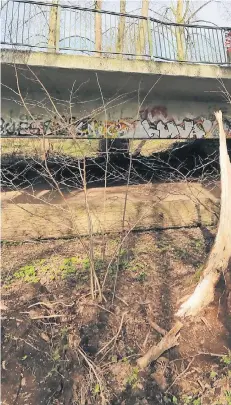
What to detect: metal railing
<box><xmin>1</xmin><ymin>0</ymin><xmax>231</xmax><ymax>65</ymax></box>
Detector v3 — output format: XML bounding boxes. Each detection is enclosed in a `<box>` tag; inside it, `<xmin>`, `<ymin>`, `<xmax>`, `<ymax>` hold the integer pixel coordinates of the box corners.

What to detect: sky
<box><xmin>61</xmin><ymin>0</ymin><xmax>231</xmax><ymax>26</ymax></box>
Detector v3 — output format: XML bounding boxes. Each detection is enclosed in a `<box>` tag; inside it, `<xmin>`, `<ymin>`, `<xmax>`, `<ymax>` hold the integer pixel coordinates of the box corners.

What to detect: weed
<box><xmin>93</xmin><ymin>383</ymin><xmax>101</xmax><ymax>394</ymax></box>
<box><xmin>193</xmin><ymin>239</ymin><xmax>203</xmax><ymax>249</ymax></box>
<box><xmin>14</xmin><ymin>265</ymin><xmax>39</xmax><ymax>283</ymax></box>
<box><xmin>172</xmin><ymin>396</ymin><xmax>178</xmax><ymax>404</ymax></box>
<box><xmin>60</xmin><ymin>326</ymin><xmax>69</xmax><ymax>339</ymax></box>
<box><xmin>111</xmin><ymin>355</ymin><xmax>118</xmax><ymax>363</ymax></box>
<box><xmin>60</xmin><ymin>257</ymin><xmax>78</xmax><ymax>279</ymax></box>
<box><xmin>136</xmin><ymin>271</ymin><xmax>147</xmax><ymax>282</ymax></box>
<box><xmin>210</xmin><ymin>370</ymin><xmax>217</xmax><ymax>379</ymax></box>
<box><xmin>194</xmin><ymin>266</ymin><xmax>203</xmax><ymax>282</ymax></box>
<box><xmin>225</xmin><ymin>390</ymin><xmax>231</xmax><ymax>405</ymax></box>
<box><xmin>126</xmin><ymin>366</ymin><xmax>139</xmax><ymax>388</ymax></box>
<box><xmin>51</xmin><ymin>348</ymin><xmax>61</xmax><ymax>362</ymax></box>
<box><xmin>182</xmin><ymin>395</ymin><xmax>193</xmax><ymax>404</ymax></box>
<box><xmin>221</xmin><ymin>351</ymin><xmax>231</xmax><ymax>366</ymax></box>
<box><xmin>82</xmin><ymin>258</ymin><xmax>90</xmax><ymax>270</ymax></box>
<box><xmin>193</xmin><ymin>399</ymin><xmax>201</xmax><ymax>405</ymax></box>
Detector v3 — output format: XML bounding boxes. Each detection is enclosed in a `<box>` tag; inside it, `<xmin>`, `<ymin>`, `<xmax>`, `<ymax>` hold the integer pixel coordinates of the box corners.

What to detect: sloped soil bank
<box><xmin>1</xmin><ymin>228</ymin><xmax>231</xmax><ymax>405</ymax></box>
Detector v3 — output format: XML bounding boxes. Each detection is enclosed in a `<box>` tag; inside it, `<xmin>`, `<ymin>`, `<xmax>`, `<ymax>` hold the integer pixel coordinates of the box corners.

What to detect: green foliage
<box><xmin>126</xmin><ymin>367</ymin><xmax>139</xmax><ymax>388</ymax></box>
<box><xmin>225</xmin><ymin>390</ymin><xmax>231</xmax><ymax>405</ymax></box>
<box><xmin>93</xmin><ymin>383</ymin><xmax>100</xmax><ymax>394</ymax></box>
<box><xmin>14</xmin><ymin>265</ymin><xmax>39</xmax><ymax>283</ymax></box>
<box><xmin>136</xmin><ymin>271</ymin><xmax>147</xmax><ymax>282</ymax></box>
<box><xmin>210</xmin><ymin>370</ymin><xmax>217</xmax><ymax>379</ymax></box>
<box><xmin>51</xmin><ymin>348</ymin><xmax>61</xmax><ymax>362</ymax></box>
<box><xmin>182</xmin><ymin>395</ymin><xmax>193</xmax><ymax>404</ymax></box>
<box><xmin>193</xmin><ymin>239</ymin><xmax>204</xmax><ymax>252</ymax></box>
<box><xmin>82</xmin><ymin>258</ymin><xmax>90</xmax><ymax>270</ymax></box>
<box><xmin>60</xmin><ymin>326</ymin><xmax>68</xmax><ymax>338</ymax></box>
<box><xmin>194</xmin><ymin>266</ymin><xmax>203</xmax><ymax>282</ymax></box>
<box><xmin>221</xmin><ymin>351</ymin><xmax>231</xmax><ymax>366</ymax></box>
<box><xmin>60</xmin><ymin>257</ymin><xmax>79</xmax><ymax>279</ymax></box>
<box><xmin>111</xmin><ymin>355</ymin><xmax>118</xmax><ymax>363</ymax></box>
<box><xmin>193</xmin><ymin>399</ymin><xmax>201</xmax><ymax>405</ymax></box>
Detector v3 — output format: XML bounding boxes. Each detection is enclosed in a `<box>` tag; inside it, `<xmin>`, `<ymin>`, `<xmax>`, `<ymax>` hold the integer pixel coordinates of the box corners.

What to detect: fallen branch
<box><xmin>137</xmin><ymin>321</ymin><xmax>183</xmax><ymax>369</ymax></box>
<box><xmin>147</xmin><ymin>305</ymin><xmax>167</xmax><ymax>336</ymax></box>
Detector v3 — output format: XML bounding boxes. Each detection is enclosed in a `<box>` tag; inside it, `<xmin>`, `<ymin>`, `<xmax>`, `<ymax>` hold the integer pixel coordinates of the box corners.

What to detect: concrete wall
<box><xmin>1</xmin><ymin>96</ymin><xmax>231</xmax><ymax>139</ymax></box>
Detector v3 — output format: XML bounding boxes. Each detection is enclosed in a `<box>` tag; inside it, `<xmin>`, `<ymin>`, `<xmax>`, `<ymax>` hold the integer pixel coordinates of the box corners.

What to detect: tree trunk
<box><xmin>176</xmin><ymin>111</ymin><xmax>231</xmax><ymax>317</ymax></box>
<box><xmin>136</xmin><ymin>0</ymin><xmax>149</xmax><ymax>58</ymax></box>
<box><xmin>116</xmin><ymin>0</ymin><xmax>126</xmax><ymax>56</ymax></box>
<box><xmin>95</xmin><ymin>0</ymin><xmax>102</xmax><ymax>56</ymax></box>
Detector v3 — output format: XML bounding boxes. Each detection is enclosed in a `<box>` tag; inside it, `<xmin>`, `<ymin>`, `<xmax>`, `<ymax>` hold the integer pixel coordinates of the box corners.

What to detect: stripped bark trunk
<box><xmin>176</xmin><ymin>111</ymin><xmax>231</xmax><ymax>317</ymax></box>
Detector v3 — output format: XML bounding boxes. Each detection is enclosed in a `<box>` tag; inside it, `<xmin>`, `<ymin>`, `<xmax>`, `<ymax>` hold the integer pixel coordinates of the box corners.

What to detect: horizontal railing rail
<box><xmin>1</xmin><ymin>0</ymin><xmax>231</xmax><ymax>65</ymax></box>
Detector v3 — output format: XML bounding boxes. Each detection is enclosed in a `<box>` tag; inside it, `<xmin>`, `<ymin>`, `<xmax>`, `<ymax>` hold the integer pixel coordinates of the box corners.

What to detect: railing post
<box><xmin>48</xmin><ymin>0</ymin><xmax>60</xmax><ymax>52</ymax></box>
<box><xmin>95</xmin><ymin>0</ymin><xmax>102</xmax><ymax>56</ymax></box>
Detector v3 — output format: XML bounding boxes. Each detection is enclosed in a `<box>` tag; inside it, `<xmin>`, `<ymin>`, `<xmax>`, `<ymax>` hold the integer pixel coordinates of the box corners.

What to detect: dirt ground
<box><xmin>1</xmin><ymin>227</ymin><xmax>231</xmax><ymax>405</ymax></box>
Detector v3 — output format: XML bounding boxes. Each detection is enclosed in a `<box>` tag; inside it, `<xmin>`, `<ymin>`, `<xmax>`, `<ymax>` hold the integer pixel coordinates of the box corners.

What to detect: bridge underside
<box><xmin>1</xmin><ymin>50</ymin><xmax>231</xmax><ymax>139</ymax></box>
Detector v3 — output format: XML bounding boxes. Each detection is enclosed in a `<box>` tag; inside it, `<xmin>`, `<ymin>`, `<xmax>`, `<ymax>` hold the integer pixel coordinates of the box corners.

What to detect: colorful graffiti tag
<box><xmin>1</xmin><ymin>107</ymin><xmax>231</xmax><ymax>138</ymax></box>
<box><xmin>0</xmin><ymin>114</ymin><xmax>134</xmax><ymax>138</ymax></box>
<box><xmin>138</xmin><ymin>106</ymin><xmax>231</xmax><ymax>138</ymax></box>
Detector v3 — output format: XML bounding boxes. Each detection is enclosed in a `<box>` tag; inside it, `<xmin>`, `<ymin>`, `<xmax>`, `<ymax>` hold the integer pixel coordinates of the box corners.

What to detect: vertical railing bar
<box><xmin>68</xmin><ymin>9</ymin><xmax>71</xmax><ymax>48</ymax></box>
<box><xmin>208</xmin><ymin>28</ymin><xmax>214</xmax><ymax>63</ymax></box>
<box><xmin>89</xmin><ymin>8</ymin><xmax>92</xmax><ymax>53</ymax></box>
<box><xmin>166</xmin><ymin>24</ymin><xmax>171</xmax><ymax>60</ymax></box>
<box><xmin>170</xmin><ymin>25</ymin><xmax>175</xmax><ymax>60</ymax></box>
<box><xmin>15</xmin><ymin>1</ymin><xmax>20</xmax><ymax>44</ymax></box>
<box><xmin>63</xmin><ymin>5</ymin><xmax>66</xmax><ymax>48</ymax></box>
<box><xmin>28</xmin><ymin>2</ymin><xmax>31</xmax><ymax>46</ymax></box>
<box><xmin>216</xmin><ymin>28</ymin><xmax>223</xmax><ymax>64</ymax></box>
<box><xmin>161</xmin><ymin>21</ymin><xmax>167</xmax><ymax>59</ymax></box>
<box><xmin>3</xmin><ymin>0</ymin><xmax>9</xmax><ymax>43</ymax></box>
<box><xmin>185</xmin><ymin>26</ymin><xmax>190</xmax><ymax>62</ymax></box>
<box><xmin>147</xmin><ymin>17</ymin><xmax>153</xmax><ymax>59</ymax></box>
<box><xmin>10</xmin><ymin>0</ymin><xmax>14</xmax><ymax>43</ymax></box>
<box><xmin>185</xmin><ymin>27</ymin><xmax>189</xmax><ymax>61</ymax></box>
<box><xmin>222</xmin><ymin>29</ymin><xmax>228</xmax><ymax>64</ymax></box>
<box><xmin>191</xmin><ymin>27</ymin><xmax>197</xmax><ymax>62</ymax></box>
<box><xmin>21</xmin><ymin>1</ymin><xmax>26</xmax><ymax>45</ymax></box>
<box><xmin>211</xmin><ymin>27</ymin><xmax>219</xmax><ymax>64</ymax></box>
<box><xmin>196</xmin><ymin>28</ymin><xmax>202</xmax><ymax>63</ymax></box>
<box><xmin>200</xmin><ymin>27</ymin><xmax>206</xmax><ymax>63</ymax></box>
<box><xmin>220</xmin><ymin>29</ymin><xmax>226</xmax><ymax>64</ymax></box>
<box><xmin>157</xmin><ymin>23</ymin><xmax>163</xmax><ymax>59</ymax></box>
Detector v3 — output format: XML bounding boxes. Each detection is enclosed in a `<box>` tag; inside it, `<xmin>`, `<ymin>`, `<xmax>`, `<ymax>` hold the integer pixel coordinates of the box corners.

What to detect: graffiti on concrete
<box><xmin>1</xmin><ymin>107</ymin><xmax>231</xmax><ymax>138</ymax></box>
<box><xmin>0</xmin><ymin>114</ymin><xmax>134</xmax><ymax>138</ymax></box>
<box><xmin>138</xmin><ymin>106</ymin><xmax>231</xmax><ymax>138</ymax></box>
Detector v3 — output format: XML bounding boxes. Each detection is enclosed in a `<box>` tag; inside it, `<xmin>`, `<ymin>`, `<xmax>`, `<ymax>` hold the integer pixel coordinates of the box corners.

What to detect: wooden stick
<box><xmin>137</xmin><ymin>321</ymin><xmax>183</xmax><ymax>369</ymax></box>
<box><xmin>147</xmin><ymin>305</ymin><xmax>167</xmax><ymax>336</ymax></box>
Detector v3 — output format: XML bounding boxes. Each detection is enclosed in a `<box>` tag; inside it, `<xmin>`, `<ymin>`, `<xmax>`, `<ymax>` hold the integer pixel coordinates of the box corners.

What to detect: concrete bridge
<box><xmin>1</xmin><ymin>0</ymin><xmax>231</xmax><ymax>139</ymax></box>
